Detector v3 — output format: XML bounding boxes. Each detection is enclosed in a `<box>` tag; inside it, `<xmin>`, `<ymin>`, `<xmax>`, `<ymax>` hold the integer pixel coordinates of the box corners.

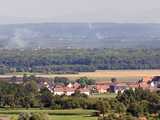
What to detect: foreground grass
<box><xmin>0</xmin><ymin>115</ymin><xmax>96</xmax><ymax>120</ymax></box>
<box><xmin>50</xmin><ymin>115</ymin><xmax>96</xmax><ymax>120</ymax></box>
<box><xmin>0</xmin><ymin>109</ymin><xmax>95</xmax><ymax>115</ymax></box>
<box><xmin>0</xmin><ymin>109</ymin><xmax>97</xmax><ymax>120</ymax></box>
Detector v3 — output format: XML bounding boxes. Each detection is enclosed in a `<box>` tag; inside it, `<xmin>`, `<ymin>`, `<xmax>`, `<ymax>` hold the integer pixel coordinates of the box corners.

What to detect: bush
<box><xmin>30</xmin><ymin>113</ymin><xmax>49</xmax><ymax>120</ymax></box>
<box><xmin>98</xmin><ymin>113</ymin><xmax>136</xmax><ymax>120</ymax></box>
<box><xmin>18</xmin><ymin>113</ymin><xmax>30</xmax><ymax>120</ymax></box>
<box><xmin>18</xmin><ymin>112</ymin><xmax>49</xmax><ymax>120</ymax></box>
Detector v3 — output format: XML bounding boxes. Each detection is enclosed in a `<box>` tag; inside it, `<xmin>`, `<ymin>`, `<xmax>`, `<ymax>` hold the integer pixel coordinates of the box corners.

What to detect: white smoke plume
<box><xmin>6</xmin><ymin>28</ymin><xmax>36</xmax><ymax>49</ymax></box>
<box><xmin>11</xmin><ymin>31</ymin><xmax>26</xmax><ymax>48</ymax></box>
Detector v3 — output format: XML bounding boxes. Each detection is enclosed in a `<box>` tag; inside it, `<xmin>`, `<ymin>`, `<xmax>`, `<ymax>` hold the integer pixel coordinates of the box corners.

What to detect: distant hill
<box><xmin>0</xmin><ymin>23</ymin><xmax>160</xmax><ymax>49</ymax></box>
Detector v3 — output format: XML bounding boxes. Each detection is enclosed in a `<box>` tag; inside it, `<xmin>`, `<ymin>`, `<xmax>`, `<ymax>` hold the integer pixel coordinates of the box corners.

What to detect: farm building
<box><xmin>150</xmin><ymin>76</ymin><xmax>160</xmax><ymax>88</ymax></box>
<box><xmin>109</xmin><ymin>83</ymin><xmax>128</xmax><ymax>93</ymax></box>
<box><xmin>96</xmin><ymin>82</ymin><xmax>109</xmax><ymax>93</ymax></box>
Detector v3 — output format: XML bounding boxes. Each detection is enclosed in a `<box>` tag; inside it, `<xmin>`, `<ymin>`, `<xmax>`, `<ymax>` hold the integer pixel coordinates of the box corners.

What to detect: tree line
<box><xmin>0</xmin><ymin>48</ymin><xmax>160</xmax><ymax>74</ymax></box>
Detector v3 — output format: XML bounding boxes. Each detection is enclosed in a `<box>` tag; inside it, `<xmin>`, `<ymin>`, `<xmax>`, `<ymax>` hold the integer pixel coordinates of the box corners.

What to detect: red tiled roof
<box><xmin>143</xmin><ymin>76</ymin><xmax>153</xmax><ymax>82</ymax></box>
<box><xmin>54</xmin><ymin>87</ymin><xmax>64</xmax><ymax>92</ymax></box>
<box><xmin>127</xmin><ymin>83</ymin><xmax>138</xmax><ymax>88</ymax></box>
<box><xmin>64</xmin><ymin>87</ymin><xmax>76</xmax><ymax>92</ymax></box>
<box><xmin>96</xmin><ymin>85</ymin><xmax>108</xmax><ymax>90</ymax></box>
<box><xmin>96</xmin><ymin>82</ymin><xmax>110</xmax><ymax>85</ymax></box>
<box><xmin>54</xmin><ymin>87</ymin><xmax>76</xmax><ymax>92</ymax></box>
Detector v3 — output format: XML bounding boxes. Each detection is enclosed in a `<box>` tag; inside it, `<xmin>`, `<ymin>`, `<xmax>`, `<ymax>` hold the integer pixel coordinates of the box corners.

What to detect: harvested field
<box><xmin>1</xmin><ymin>70</ymin><xmax>160</xmax><ymax>82</ymax></box>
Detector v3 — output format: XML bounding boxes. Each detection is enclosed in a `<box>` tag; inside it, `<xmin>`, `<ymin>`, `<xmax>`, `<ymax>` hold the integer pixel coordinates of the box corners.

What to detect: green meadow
<box><xmin>0</xmin><ymin>109</ymin><xmax>97</xmax><ymax>120</ymax></box>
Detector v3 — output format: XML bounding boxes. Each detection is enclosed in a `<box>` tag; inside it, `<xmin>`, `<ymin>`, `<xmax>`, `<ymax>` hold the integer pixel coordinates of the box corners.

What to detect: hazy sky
<box><xmin>0</xmin><ymin>0</ymin><xmax>160</xmax><ymax>23</ymax></box>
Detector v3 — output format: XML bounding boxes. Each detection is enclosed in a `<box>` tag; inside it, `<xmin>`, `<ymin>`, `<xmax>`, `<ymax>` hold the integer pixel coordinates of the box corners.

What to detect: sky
<box><xmin>0</xmin><ymin>0</ymin><xmax>160</xmax><ymax>24</ymax></box>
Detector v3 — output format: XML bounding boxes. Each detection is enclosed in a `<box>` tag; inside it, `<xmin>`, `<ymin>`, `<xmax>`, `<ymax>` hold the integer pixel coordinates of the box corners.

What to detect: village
<box><xmin>5</xmin><ymin>75</ymin><xmax>160</xmax><ymax>96</ymax></box>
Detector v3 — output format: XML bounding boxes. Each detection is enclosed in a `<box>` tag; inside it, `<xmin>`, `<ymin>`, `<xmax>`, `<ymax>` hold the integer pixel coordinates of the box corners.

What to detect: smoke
<box><xmin>6</xmin><ymin>28</ymin><xmax>37</xmax><ymax>49</ymax></box>
<box><xmin>96</xmin><ymin>33</ymin><xmax>104</xmax><ymax>40</ymax></box>
<box><xmin>88</xmin><ymin>23</ymin><xmax>93</xmax><ymax>30</ymax></box>
<box><xmin>11</xmin><ymin>31</ymin><xmax>26</xmax><ymax>48</ymax></box>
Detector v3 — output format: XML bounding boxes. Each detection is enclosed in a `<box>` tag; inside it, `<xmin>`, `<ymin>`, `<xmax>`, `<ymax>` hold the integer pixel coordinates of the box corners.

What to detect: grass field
<box><xmin>0</xmin><ymin>109</ymin><xmax>97</xmax><ymax>120</ymax></box>
<box><xmin>0</xmin><ymin>115</ymin><xmax>96</xmax><ymax>120</ymax></box>
<box><xmin>3</xmin><ymin>69</ymin><xmax>160</xmax><ymax>82</ymax></box>
<box><xmin>50</xmin><ymin>115</ymin><xmax>96</xmax><ymax>120</ymax></box>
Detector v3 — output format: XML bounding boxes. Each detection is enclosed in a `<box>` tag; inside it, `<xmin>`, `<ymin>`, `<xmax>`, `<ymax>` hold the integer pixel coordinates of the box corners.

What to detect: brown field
<box><xmin>1</xmin><ymin>69</ymin><xmax>160</xmax><ymax>82</ymax></box>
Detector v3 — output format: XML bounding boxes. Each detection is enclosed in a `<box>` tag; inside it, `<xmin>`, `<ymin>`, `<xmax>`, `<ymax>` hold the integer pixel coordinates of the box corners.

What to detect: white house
<box><xmin>65</xmin><ymin>88</ymin><xmax>75</xmax><ymax>96</ymax></box>
<box><xmin>54</xmin><ymin>87</ymin><xmax>65</xmax><ymax>95</ymax></box>
<box><xmin>67</xmin><ymin>83</ymin><xmax>73</xmax><ymax>88</ymax></box>
<box><xmin>150</xmin><ymin>76</ymin><xmax>160</xmax><ymax>88</ymax></box>
<box><xmin>79</xmin><ymin>88</ymin><xmax>90</xmax><ymax>96</ymax></box>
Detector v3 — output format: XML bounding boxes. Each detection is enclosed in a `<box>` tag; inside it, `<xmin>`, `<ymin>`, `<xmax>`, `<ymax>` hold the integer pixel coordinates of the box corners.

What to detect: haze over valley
<box><xmin>1</xmin><ymin>23</ymin><xmax>160</xmax><ymax>49</ymax></box>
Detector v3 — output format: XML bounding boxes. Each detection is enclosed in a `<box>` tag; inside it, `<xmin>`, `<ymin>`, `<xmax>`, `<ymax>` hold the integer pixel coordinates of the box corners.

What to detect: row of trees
<box><xmin>54</xmin><ymin>76</ymin><xmax>95</xmax><ymax>86</ymax></box>
<box><xmin>0</xmin><ymin>79</ymin><xmax>96</xmax><ymax>109</ymax></box>
<box><xmin>0</xmin><ymin>48</ymin><xmax>160</xmax><ymax>73</ymax></box>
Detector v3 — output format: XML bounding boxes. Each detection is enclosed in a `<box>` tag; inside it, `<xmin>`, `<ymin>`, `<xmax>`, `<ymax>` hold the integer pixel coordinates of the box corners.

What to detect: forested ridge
<box><xmin>0</xmin><ymin>48</ymin><xmax>160</xmax><ymax>73</ymax></box>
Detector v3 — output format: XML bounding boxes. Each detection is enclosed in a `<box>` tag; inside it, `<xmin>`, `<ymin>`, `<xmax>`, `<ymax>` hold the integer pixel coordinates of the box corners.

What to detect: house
<box><xmin>137</xmin><ymin>76</ymin><xmax>153</xmax><ymax>89</ymax></box>
<box><xmin>54</xmin><ymin>87</ymin><xmax>75</xmax><ymax>96</ymax></box>
<box><xmin>109</xmin><ymin>82</ymin><xmax>128</xmax><ymax>94</ymax></box>
<box><xmin>150</xmin><ymin>76</ymin><xmax>160</xmax><ymax>88</ymax></box>
<box><xmin>67</xmin><ymin>83</ymin><xmax>73</xmax><ymax>88</ymax></box>
<box><xmin>53</xmin><ymin>81</ymin><xmax>91</xmax><ymax>96</ymax></box>
<box><xmin>64</xmin><ymin>87</ymin><xmax>75</xmax><ymax>96</ymax></box>
<box><xmin>115</xmin><ymin>83</ymin><xmax>129</xmax><ymax>93</ymax></box>
<box><xmin>54</xmin><ymin>84</ymin><xmax>65</xmax><ymax>95</ymax></box>
<box><xmin>96</xmin><ymin>82</ymin><xmax>109</xmax><ymax>93</ymax></box>
<box><xmin>143</xmin><ymin>76</ymin><xmax>153</xmax><ymax>83</ymax></box>
<box><xmin>79</xmin><ymin>87</ymin><xmax>90</xmax><ymax>95</ymax></box>
<box><xmin>127</xmin><ymin>82</ymin><xmax>138</xmax><ymax>90</ymax></box>
<box><xmin>53</xmin><ymin>82</ymin><xmax>78</xmax><ymax>96</ymax></box>
<box><xmin>109</xmin><ymin>83</ymin><xmax>117</xmax><ymax>93</ymax></box>
<box><xmin>54</xmin><ymin>87</ymin><xmax>65</xmax><ymax>95</ymax></box>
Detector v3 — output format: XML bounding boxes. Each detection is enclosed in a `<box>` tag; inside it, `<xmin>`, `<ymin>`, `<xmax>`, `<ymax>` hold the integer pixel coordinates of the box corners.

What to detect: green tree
<box><xmin>24</xmin><ymin>80</ymin><xmax>38</xmax><ymax>94</ymax></box>
<box><xmin>96</xmin><ymin>100</ymin><xmax>110</xmax><ymax>118</ymax></box>
<box><xmin>18</xmin><ymin>112</ymin><xmax>30</xmax><ymax>120</ymax></box>
<box><xmin>116</xmin><ymin>102</ymin><xmax>126</xmax><ymax>114</ymax></box>
<box><xmin>127</xmin><ymin>103</ymin><xmax>143</xmax><ymax>117</ymax></box>
<box><xmin>30</xmin><ymin>113</ymin><xmax>49</xmax><ymax>120</ymax></box>
<box><xmin>54</xmin><ymin>77</ymin><xmax>70</xmax><ymax>86</ymax></box>
<box><xmin>39</xmin><ymin>87</ymin><xmax>53</xmax><ymax>107</ymax></box>
<box><xmin>23</xmin><ymin>74</ymin><xmax>28</xmax><ymax>82</ymax></box>
<box><xmin>111</xmin><ymin>78</ymin><xmax>117</xmax><ymax>83</ymax></box>
<box><xmin>76</xmin><ymin>77</ymin><xmax>95</xmax><ymax>87</ymax></box>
